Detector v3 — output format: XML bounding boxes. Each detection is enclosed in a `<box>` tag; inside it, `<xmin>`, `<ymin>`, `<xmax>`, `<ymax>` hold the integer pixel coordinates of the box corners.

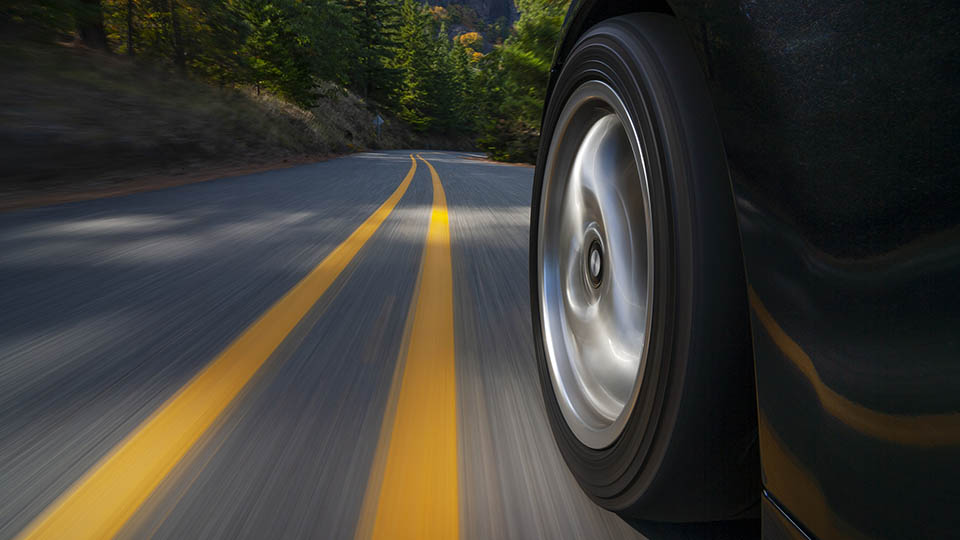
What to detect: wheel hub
<box><xmin>587</xmin><ymin>240</ymin><xmax>603</xmax><ymax>288</ymax></box>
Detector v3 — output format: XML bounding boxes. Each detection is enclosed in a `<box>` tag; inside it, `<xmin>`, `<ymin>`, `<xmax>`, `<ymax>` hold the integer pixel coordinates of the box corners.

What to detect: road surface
<box><xmin>0</xmin><ymin>151</ymin><xmax>646</xmax><ymax>539</ymax></box>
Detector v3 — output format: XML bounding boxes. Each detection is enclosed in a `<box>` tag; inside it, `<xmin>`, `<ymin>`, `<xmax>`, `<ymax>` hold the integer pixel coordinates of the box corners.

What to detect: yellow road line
<box><xmin>353</xmin><ymin>283</ymin><xmax>421</xmax><ymax>540</ymax></box>
<box><xmin>370</xmin><ymin>155</ymin><xmax>458</xmax><ymax>540</ymax></box>
<box><xmin>749</xmin><ymin>286</ymin><xmax>960</xmax><ymax>446</ymax></box>
<box><xmin>17</xmin><ymin>155</ymin><xmax>419</xmax><ymax>540</ymax></box>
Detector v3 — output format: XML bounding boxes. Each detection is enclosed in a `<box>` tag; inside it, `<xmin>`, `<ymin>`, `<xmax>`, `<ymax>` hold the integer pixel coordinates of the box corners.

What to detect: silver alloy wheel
<box><xmin>538</xmin><ymin>80</ymin><xmax>655</xmax><ymax>449</ymax></box>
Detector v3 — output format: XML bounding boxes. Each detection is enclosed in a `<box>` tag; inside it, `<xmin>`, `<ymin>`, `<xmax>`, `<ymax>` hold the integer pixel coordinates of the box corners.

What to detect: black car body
<box><xmin>543</xmin><ymin>2</ymin><xmax>960</xmax><ymax>538</ymax></box>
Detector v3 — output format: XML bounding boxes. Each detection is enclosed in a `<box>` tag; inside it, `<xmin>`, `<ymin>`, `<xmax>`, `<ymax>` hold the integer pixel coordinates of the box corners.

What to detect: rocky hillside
<box><xmin>436</xmin><ymin>0</ymin><xmax>517</xmax><ymax>24</ymax></box>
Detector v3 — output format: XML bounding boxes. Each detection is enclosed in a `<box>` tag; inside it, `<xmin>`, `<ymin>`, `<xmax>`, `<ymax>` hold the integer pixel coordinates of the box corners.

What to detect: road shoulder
<box><xmin>0</xmin><ymin>154</ymin><xmax>342</xmax><ymax>213</ymax></box>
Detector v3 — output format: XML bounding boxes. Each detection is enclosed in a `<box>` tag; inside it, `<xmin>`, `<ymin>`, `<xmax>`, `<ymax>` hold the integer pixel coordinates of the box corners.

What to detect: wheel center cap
<box><xmin>588</xmin><ymin>240</ymin><xmax>603</xmax><ymax>287</ymax></box>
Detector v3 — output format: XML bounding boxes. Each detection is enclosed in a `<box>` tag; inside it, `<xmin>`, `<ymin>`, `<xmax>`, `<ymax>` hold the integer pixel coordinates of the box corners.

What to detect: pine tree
<box><xmin>232</xmin><ymin>0</ymin><xmax>353</xmax><ymax>106</ymax></box>
<box><xmin>341</xmin><ymin>0</ymin><xmax>402</xmax><ymax>107</ymax></box>
<box><xmin>448</xmin><ymin>37</ymin><xmax>477</xmax><ymax>131</ymax></box>
<box><xmin>392</xmin><ymin>0</ymin><xmax>437</xmax><ymax>130</ymax></box>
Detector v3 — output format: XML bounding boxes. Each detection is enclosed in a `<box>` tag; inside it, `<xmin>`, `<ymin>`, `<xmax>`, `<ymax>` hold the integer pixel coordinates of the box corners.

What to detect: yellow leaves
<box><xmin>456</xmin><ymin>32</ymin><xmax>484</xmax><ymax>61</ymax></box>
<box><xmin>429</xmin><ymin>6</ymin><xmax>448</xmax><ymax>20</ymax></box>
<box><xmin>456</xmin><ymin>32</ymin><xmax>481</xmax><ymax>47</ymax></box>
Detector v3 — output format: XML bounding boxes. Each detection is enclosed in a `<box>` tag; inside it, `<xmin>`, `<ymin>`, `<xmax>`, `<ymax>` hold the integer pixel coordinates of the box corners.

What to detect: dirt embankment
<box><xmin>0</xmin><ymin>38</ymin><xmax>474</xmax><ymax>209</ymax></box>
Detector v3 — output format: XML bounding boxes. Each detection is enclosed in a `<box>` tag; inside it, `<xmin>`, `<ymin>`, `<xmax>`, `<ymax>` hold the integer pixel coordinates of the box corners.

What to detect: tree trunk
<box><xmin>126</xmin><ymin>0</ymin><xmax>135</xmax><ymax>56</ymax></box>
<box><xmin>168</xmin><ymin>0</ymin><xmax>186</xmax><ymax>71</ymax></box>
<box><xmin>77</xmin><ymin>0</ymin><xmax>109</xmax><ymax>51</ymax></box>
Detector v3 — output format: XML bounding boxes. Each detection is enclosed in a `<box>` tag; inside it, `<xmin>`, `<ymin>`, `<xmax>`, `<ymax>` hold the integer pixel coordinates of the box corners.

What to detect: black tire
<box><xmin>530</xmin><ymin>13</ymin><xmax>759</xmax><ymax>522</ymax></box>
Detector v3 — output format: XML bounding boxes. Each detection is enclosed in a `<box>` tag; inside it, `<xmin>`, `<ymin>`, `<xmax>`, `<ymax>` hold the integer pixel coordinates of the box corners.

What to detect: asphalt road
<box><xmin>0</xmin><ymin>151</ymin><xmax>646</xmax><ymax>540</ymax></box>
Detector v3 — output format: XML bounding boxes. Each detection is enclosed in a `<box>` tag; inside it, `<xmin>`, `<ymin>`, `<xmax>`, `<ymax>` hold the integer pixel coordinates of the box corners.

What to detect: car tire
<box><xmin>530</xmin><ymin>13</ymin><xmax>759</xmax><ymax>522</ymax></box>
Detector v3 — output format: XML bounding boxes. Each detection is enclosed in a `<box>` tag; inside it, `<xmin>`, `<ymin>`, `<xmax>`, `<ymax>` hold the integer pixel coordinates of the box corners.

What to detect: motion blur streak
<box><xmin>15</xmin><ymin>155</ymin><xmax>419</xmax><ymax>540</ymax></box>
<box><xmin>748</xmin><ymin>287</ymin><xmax>960</xmax><ymax>446</ymax></box>
<box><xmin>370</xmin><ymin>156</ymin><xmax>458</xmax><ymax>539</ymax></box>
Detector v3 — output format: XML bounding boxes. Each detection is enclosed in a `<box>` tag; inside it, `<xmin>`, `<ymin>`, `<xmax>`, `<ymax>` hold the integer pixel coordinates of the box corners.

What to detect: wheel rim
<box><xmin>538</xmin><ymin>80</ymin><xmax>654</xmax><ymax>449</ymax></box>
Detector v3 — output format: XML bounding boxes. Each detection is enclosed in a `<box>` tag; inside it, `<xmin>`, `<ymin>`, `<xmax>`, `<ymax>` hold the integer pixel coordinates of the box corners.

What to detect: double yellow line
<box><xmin>365</xmin><ymin>157</ymin><xmax>458</xmax><ymax>540</ymax></box>
<box><xmin>18</xmin><ymin>154</ymin><xmax>459</xmax><ymax>539</ymax></box>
